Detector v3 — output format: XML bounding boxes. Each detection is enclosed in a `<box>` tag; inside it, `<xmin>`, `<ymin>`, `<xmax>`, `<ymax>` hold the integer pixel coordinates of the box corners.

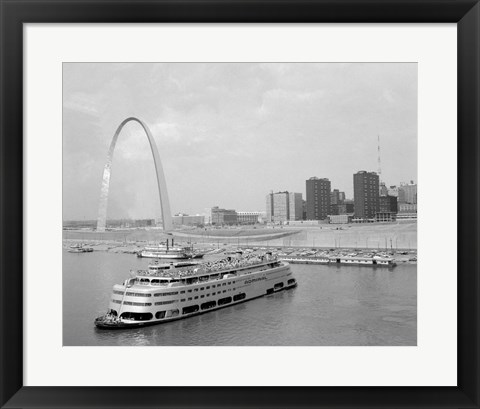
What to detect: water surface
<box><xmin>63</xmin><ymin>250</ymin><xmax>416</xmax><ymax>346</ymax></box>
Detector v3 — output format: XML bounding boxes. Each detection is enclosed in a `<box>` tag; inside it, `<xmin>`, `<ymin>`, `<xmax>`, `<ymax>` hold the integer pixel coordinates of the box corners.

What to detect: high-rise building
<box><xmin>306</xmin><ymin>177</ymin><xmax>331</xmax><ymax>220</ymax></box>
<box><xmin>379</xmin><ymin>182</ymin><xmax>388</xmax><ymax>197</ymax></box>
<box><xmin>331</xmin><ymin>189</ymin><xmax>340</xmax><ymax>205</ymax></box>
<box><xmin>398</xmin><ymin>181</ymin><xmax>417</xmax><ymax>204</ymax></box>
<box><xmin>273</xmin><ymin>193</ymin><xmax>289</xmax><ymax>222</ymax></box>
<box><xmin>288</xmin><ymin>192</ymin><xmax>303</xmax><ymax>221</ymax></box>
<box><xmin>387</xmin><ymin>185</ymin><xmax>399</xmax><ymax>197</ymax></box>
<box><xmin>337</xmin><ymin>201</ymin><xmax>354</xmax><ymax>215</ymax></box>
<box><xmin>379</xmin><ymin>195</ymin><xmax>398</xmax><ymax>213</ymax></box>
<box><xmin>266</xmin><ymin>191</ymin><xmax>303</xmax><ymax>223</ymax></box>
<box><xmin>353</xmin><ymin>171</ymin><xmax>379</xmax><ymax>220</ymax></box>
<box><xmin>266</xmin><ymin>193</ymin><xmax>274</xmax><ymax>222</ymax></box>
<box><xmin>338</xmin><ymin>192</ymin><xmax>346</xmax><ymax>203</ymax></box>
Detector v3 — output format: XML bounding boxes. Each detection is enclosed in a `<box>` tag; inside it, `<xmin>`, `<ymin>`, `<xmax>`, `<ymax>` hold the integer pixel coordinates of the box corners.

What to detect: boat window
<box><xmin>288</xmin><ymin>279</ymin><xmax>296</xmax><ymax>285</ymax></box>
<box><xmin>151</xmin><ymin>279</ymin><xmax>160</xmax><ymax>285</ymax></box>
<box><xmin>154</xmin><ymin>291</ymin><xmax>179</xmax><ymax>297</ymax></box>
<box><xmin>181</xmin><ymin>299</ymin><xmax>186</xmax><ymax>302</ymax></box>
<box><xmin>223</xmin><ymin>290</ymin><xmax>226</xmax><ymax>293</ymax></box>
<box><xmin>206</xmin><ymin>286</ymin><xmax>210</xmax><ymax>289</ymax></box>
<box><xmin>194</xmin><ymin>289</ymin><xmax>198</xmax><ymax>292</ymax></box>
<box><xmin>274</xmin><ymin>282</ymin><xmax>284</xmax><ymax>289</ymax></box>
<box><xmin>218</xmin><ymin>296</ymin><xmax>232</xmax><ymax>306</ymax></box>
<box><xmin>182</xmin><ymin>305</ymin><xmax>199</xmax><ymax>314</ymax></box>
<box><xmin>194</xmin><ymin>296</ymin><xmax>198</xmax><ymax>299</ymax></box>
<box><xmin>112</xmin><ymin>300</ymin><xmax>152</xmax><ymax>307</ymax></box>
<box><xmin>154</xmin><ymin>300</ymin><xmax>176</xmax><ymax>305</ymax></box>
<box><xmin>155</xmin><ymin>311</ymin><xmax>166</xmax><ymax>319</ymax></box>
<box><xmin>126</xmin><ymin>292</ymin><xmax>151</xmax><ymax>297</ymax></box>
<box><xmin>168</xmin><ymin>309</ymin><xmax>179</xmax><ymax>317</ymax></box>
<box><xmin>233</xmin><ymin>293</ymin><xmax>246</xmax><ymax>302</ymax></box>
<box><xmin>201</xmin><ymin>301</ymin><xmax>216</xmax><ymax>310</ymax></box>
<box><xmin>120</xmin><ymin>312</ymin><xmax>153</xmax><ymax>321</ymax></box>
<box><xmin>188</xmin><ymin>290</ymin><xmax>192</xmax><ymax>293</ymax></box>
<box><xmin>180</xmin><ymin>291</ymin><xmax>185</xmax><ymax>294</ymax></box>
<box><xmin>201</xmin><ymin>295</ymin><xmax>205</xmax><ymax>298</ymax></box>
<box><xmin>200</xmin><ymin>287</ymin><xmax>205</xmax><ymax>290</ymax></box>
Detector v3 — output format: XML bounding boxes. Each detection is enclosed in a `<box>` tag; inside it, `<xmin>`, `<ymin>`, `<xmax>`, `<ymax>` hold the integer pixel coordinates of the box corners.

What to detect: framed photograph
<box><xmin>1</xmin><ymin>0</ymin><xmax>478</xmax><ymax>408</ymax></box>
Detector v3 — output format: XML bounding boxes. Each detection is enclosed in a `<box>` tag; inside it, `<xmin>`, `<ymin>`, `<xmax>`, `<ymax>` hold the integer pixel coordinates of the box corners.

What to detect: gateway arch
<box><xmin>96</xmin><ymin>117</ymin><xmax>173</xmax><ymax>231</ymax></box>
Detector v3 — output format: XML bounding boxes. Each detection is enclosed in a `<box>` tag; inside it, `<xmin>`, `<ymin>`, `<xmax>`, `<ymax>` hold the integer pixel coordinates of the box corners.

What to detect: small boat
<box><xmin>68</xmin><ymin>243</ymin><xmax>93</xmax><ymax>253</ymax></box>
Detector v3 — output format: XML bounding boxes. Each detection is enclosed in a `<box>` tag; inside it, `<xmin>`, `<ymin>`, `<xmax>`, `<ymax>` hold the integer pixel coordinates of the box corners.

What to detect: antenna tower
<box><xmin>377</xmin><ymin>134</ymin><xmax>382</xmax><ymax>179</ymax></box>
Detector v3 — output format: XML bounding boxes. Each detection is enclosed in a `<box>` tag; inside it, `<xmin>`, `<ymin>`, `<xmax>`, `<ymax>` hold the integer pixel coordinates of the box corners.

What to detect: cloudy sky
<box><xmin>63</xmin><ymin>63</ymin><xmax>417</xmax><ymax>221</ymax></box>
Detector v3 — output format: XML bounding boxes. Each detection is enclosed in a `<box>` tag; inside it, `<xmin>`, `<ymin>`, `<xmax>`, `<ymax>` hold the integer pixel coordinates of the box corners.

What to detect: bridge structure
<box><xmin>96</xmin><ymin>117</ymin><xmax>173</xmax><ymax>232</ymax></box>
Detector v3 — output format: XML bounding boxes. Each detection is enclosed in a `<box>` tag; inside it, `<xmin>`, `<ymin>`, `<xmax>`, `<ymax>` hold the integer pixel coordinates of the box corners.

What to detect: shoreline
<box><xmin>63</xmin><ymin>238</ymin><xmax>417</xmax><ymax>265</ymax></box>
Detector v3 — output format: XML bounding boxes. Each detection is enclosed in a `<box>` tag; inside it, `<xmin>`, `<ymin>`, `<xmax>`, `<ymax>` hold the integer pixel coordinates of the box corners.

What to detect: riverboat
<box><xmin>137</xmin><ymin>239</ymin><xmax>205</xmax><ymax>259</ymax></box>
<box><xmin>95</xmin><ymin>252</ymin><xmax>296</xmax><ymax>329</ymax></box>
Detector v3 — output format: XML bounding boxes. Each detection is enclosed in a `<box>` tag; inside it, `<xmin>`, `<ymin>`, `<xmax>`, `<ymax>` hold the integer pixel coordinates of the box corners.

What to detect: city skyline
<box><xmin>63</xmin><ymin>63</ymin><xmax>417</xmax><ymax>220</ymax></box>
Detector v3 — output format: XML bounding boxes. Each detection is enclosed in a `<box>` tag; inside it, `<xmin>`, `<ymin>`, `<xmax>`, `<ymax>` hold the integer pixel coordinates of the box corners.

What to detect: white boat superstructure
<box><xmin>95</xmin><ymin>252</ymin><xmax>296</xmax><ymax>329</ymax></box>
<box><xmin>137</xmin><ymin>239</ymin><xmax>205</xmax><ymax>259</ymax></box>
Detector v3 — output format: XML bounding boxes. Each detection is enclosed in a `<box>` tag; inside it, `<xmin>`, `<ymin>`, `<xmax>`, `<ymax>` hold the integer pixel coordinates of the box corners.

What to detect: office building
<box><xmin>306</xmin><ymin>177</ymin><xmax>331</xmax><ymax>220</ymax></box>
<box><xmin>266</xmin><ymin>191</ymin><xmax>303</xmax><ymax>223</ymax></box>
<box><xmin>387</xmin><ymin>185</ymin><xmax>399</xmax><ymax>197</ymax></box>
<box><xmin>337</xmin><ymin>202</ymin><xmax>354</xmax><ymax>215</ymax></box>
<box><xmin>237</xmin><ymin>211</ymin><xmax>262</xmax><ymax>225</ymax></box>
<box><xmin>353</xmin><ymin>171</ymin><xmax>379</xmax><ymax>220</ymax></box>
<box><xmin>210</xmin><ymin>206</ymin><xmax>238</xmax><ymax>225</ymax></box>
<box><xmin>398</xmin><ymin>181</ymin><xmax>417</xmax><ymax>204</ymax></box>
<box><xmin>288</xmin><ymin>192</ymin><xmax>303</xmax><ymax>221</ymax></box>
<box><xmin>379</xmin><ymin>195</ymin><xmax>398</xmax><ymax>213</ymax></box>
<box><xmin>380</xmin><ymin>182</ymin><xmax>388</xmax><ymax>197</ymax></box>
<box><xmin>172</xmin><ymin>214</ymin><xmax>205</xmax><ymax>227</ymax></box>
<box><xmin>329</xmin><ymin>214</ymin><xmax>353</xmax><ymax>224</ymax></box>
<box><xmin>331</xmin><ymin>189</ymin><xmax>340</xmax><ymax>205</ymax></box>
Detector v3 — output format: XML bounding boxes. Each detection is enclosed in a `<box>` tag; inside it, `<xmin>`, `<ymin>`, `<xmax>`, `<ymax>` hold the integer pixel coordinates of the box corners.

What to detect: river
<box><xmin>63</xmin><ymin>250</ymin><xmax>416</xmax><ymax>346</ymax></box>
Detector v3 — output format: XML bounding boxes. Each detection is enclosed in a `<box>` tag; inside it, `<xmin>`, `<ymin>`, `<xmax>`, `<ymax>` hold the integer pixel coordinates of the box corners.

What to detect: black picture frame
<box><xmin>1</xmin><ymin>1</ymin><xmax>478</xmax><ymax>408</ymax></box>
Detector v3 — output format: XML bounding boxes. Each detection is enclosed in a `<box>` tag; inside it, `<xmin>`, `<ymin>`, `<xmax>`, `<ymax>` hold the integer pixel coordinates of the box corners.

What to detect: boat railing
<box><xmin>136</xmin><ymin>253</ymin><xmax>278</xmax><ymax>279</ymax></box>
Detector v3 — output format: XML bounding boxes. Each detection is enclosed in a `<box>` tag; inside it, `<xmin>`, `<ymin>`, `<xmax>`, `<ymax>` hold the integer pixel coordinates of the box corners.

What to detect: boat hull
<box><xmin>95</xmin><ymin>279</ymin><xmax>297</xmax><ymax>330</ymax></box>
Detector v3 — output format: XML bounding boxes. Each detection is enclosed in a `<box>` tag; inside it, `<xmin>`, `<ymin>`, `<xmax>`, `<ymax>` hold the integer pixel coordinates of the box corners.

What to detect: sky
<box><xmin>63</xmin><ymin>63</ymin><xmax>417</xmax><ymax>221</ymax></box>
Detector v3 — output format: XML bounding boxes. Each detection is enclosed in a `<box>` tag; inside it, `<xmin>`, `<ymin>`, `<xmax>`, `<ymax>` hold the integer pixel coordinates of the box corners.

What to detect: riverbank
<box><xmin>63</xmin><ymin>220</ymin><xmax>417</xmax><ymax>250</ymax></box>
